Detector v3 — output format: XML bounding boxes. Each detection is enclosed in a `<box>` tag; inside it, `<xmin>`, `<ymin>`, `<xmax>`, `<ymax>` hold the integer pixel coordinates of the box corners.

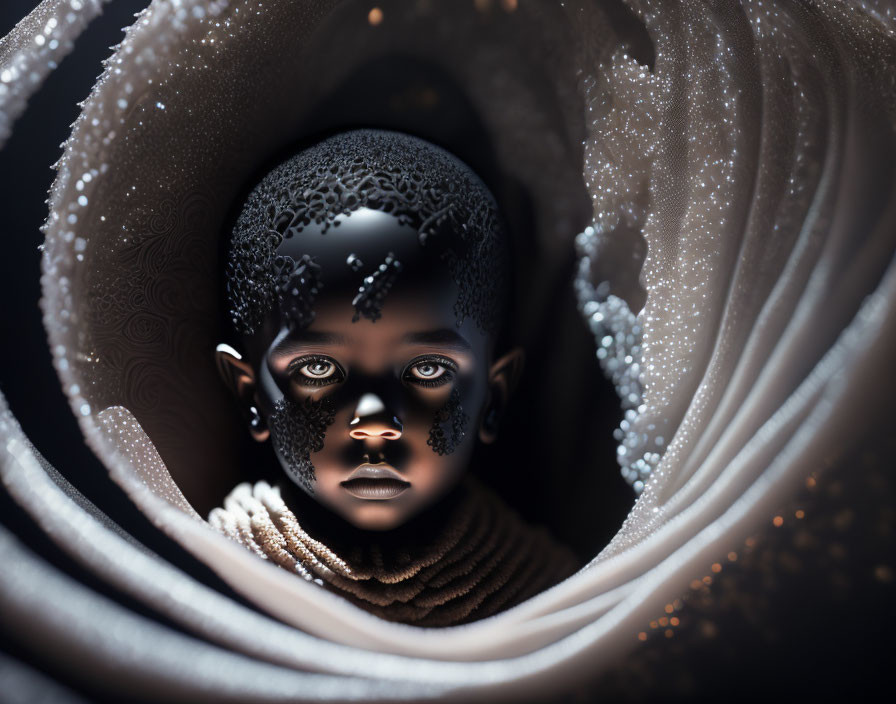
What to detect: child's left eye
<box><xmin>404</xmin><ymin>357</ymin><xmax>457</xmax><ymax>387</ymax></box>
<box><xmin>410</xmin><ymin>362</ymin><xmax>445</xmax><ymax>379</ymax></box>
<box><xmin>301</xmin><ymin>360</ymin><xmax>337</xmax><ymax>379</ymax></box>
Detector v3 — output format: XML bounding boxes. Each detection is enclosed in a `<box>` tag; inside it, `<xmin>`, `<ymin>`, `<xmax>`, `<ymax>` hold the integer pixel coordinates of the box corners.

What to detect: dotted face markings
<box><xmin>427</xmin><ymin>388</ymin><xmax>469</xmax><ymax>456</ymax></box>
<box><xmin>274</xmin><ymin>254</ymin><xmax>323</xmax><ymax>332</ymax></box>
<box><xmin>269</xmin><ymin>396</ymin><xmax>336</xmax><ymax>493</ymax></box>
<box><xmin>351</xmin><ymin>251</ymin><xmax>402</xmax><ymax>323</ymax></box>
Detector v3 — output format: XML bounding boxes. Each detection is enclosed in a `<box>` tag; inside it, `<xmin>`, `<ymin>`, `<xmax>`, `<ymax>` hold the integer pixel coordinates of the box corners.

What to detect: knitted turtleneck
<box><xmin>209</xmin><ymin>475</ymin><xmax>581</xmax><ymax>627</ymax></box>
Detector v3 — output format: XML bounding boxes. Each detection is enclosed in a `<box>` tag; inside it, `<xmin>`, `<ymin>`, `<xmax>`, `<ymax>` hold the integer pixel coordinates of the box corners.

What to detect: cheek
<box><xmin>268</xmin><ymin>396</ymin><xmax>336</xmax><ymax>493</ymax></box>
<box><xmin>426</xmin><ymin>387</ymin><xmax>470</xmax><ymax>456</ymax></box>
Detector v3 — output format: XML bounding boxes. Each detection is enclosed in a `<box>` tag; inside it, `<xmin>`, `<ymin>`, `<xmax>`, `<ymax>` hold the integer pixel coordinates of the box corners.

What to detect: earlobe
<box><xmin>478</xmin><ymin>347</ymin><xmax>525</xmax><ymax>444</ymax></box>
<box><xmin>215</xmin><ymin>343</ymin><xmax>269</xmax><ymax>442</ymax></box>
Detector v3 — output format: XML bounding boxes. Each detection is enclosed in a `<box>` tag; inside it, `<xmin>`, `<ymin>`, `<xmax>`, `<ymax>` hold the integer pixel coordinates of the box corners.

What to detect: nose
<box><xmin>348</xmin><ymin>392</ymin><xmax>402</xmax><ymax>440</ymax></box>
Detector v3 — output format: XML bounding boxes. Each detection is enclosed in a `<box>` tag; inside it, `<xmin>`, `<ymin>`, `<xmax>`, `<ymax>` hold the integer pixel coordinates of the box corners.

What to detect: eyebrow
<box><xmin>271</xmin><ymin>331</ymin><xmax>349</xmax><ymax>356</ymax></box>
<box><xmin>270</xmin><ymin>328</ymin><xmax>473</xmax><ymax>356</ymax></box>
<box><xmin>401</xmin><ymin>329</ymin><xmax>473</xmax><ymax>351</ymax></box>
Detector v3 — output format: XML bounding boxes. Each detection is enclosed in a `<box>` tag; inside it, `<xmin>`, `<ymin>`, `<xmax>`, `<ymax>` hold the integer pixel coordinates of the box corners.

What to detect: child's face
<box><xmin>243</xmin><ymin>209</ymin><xmax>494</xmax><ymax>530</ymax></box>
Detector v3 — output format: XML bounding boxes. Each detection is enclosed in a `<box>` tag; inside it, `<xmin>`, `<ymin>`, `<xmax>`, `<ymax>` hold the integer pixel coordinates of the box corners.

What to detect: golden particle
<box><xmin>700</xmin><ymin>621</ymin><xmax>718</xmax><ymax>639</ymax></box>
<box><xmin>637</xmin><ymin>632</ymin><xmax>647</xmax><ymax>641</ymax></box>
<box><xmin>833</xmin><ymin>509</ymin><xmax>854</xmax><ymax>530</ymax></box>
<box><xmin>829</xmin><ymin>543</ymin><xmax>846</xmax><ymax>559</ymax></box>
<box><xmin>711</xmin><ymin>562</ymin><xmax>722</xmax><ymax>573</ymax></box>
<box><xmin>874</xmin><ymin>565</ymin><xmax>893</xmax><ymax>583</ymax></box>
<box><xmin>772</xmin><ymin>515</ymin><xmax>784</xmax><ymax>527</ymax></box>
<box><xmin>367</xmin><ymin>7</ymin><xmax>383</xmax><ymax>25</ymax></box>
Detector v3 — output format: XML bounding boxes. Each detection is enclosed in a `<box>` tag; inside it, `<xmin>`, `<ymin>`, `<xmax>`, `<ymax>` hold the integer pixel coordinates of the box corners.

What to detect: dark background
<box><xmin>0</xmin><ymin>2</ymin><xmax>891</xmax><ymax>702</ymax></box>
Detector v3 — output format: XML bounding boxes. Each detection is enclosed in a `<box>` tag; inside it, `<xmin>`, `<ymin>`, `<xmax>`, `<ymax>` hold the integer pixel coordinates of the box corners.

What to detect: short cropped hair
<box><xmin>225</xmin><ymin>128</ymin><xmax>510</xmax><ymax>338</ymax></box>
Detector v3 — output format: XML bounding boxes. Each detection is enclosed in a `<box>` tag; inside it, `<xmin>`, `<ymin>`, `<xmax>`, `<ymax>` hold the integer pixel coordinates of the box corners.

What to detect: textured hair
<box><xmin>225</xmin><ymin>128</ymin><xmax>510</xmax><ymax>337</ymax></box>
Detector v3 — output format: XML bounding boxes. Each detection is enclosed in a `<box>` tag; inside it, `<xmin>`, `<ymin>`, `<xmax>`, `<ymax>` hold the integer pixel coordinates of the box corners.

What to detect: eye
<box><xmin>411</xmin><ymin>362</ymin><xmax>444</xmax><ymax>379</ymax></box>
<box><xmin>303</xmin><ymin>360</ymin><xmax>336</xmax><ymax>378</ymax></box>
<box><xmin>289</xmin><ymin>356</ymin><xmax>345</xmax><ymax>387</ymax></box>
<box><xmin>403</xmin><ymin>356</ymin><xmax>457</xmax><ymax>388</ymax></box>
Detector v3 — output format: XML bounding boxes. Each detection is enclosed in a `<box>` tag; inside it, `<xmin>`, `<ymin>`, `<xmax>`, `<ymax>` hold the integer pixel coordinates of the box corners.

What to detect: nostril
<box><xmin>349</xmin><ymin>426</ymin><xmax>402</xmax><ymax>440</ymax></box>
<box><xmin>349</xmin><ymin>396</ymin><xmax>403</xmax><ymax>439</ymax></box>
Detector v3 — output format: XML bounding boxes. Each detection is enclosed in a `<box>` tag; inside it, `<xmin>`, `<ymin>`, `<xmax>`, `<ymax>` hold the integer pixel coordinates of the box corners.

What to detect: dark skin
<box><xmin>217</xmin><ymin>208</ymin><xmax>524</xmax><ymax>530</ymax></box>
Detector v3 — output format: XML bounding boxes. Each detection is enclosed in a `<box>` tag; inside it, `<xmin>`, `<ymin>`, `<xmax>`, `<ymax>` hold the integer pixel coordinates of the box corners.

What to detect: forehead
<box><xmin>266</xmin><ymin>207</ymin><xmax>487</xmax><ymax>348</ymax></box>
<box><xmin>283</xmin><ymin>296</ymin><xmax>481</xmax><ymax>360</ymax></box>
<box><xmin>275</xmin><ymin>208</ymin><xmax>447</xmax><ymax>292</ymax></box>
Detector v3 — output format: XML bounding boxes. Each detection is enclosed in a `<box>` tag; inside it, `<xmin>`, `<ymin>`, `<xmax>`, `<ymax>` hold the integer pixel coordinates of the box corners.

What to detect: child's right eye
<box><xmin>289</xmin><ymin>356</ymin><xmax>345</xmax><ymax>387</ymax></box>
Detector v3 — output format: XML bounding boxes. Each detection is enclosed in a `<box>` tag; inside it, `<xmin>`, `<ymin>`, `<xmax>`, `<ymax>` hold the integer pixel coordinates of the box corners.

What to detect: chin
<box><xmin>341</xmin><ymin>503</ymin><xmax>413</xmax><ymax>532</ymax></box>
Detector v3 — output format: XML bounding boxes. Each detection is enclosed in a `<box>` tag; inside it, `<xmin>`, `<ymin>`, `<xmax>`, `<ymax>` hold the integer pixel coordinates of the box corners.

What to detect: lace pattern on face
<box><xmin>268</xmin><ymin>396</ymin><xmax>336</xmax><ymax>492</ymax></box>
<box><xmin>427</xmin><ymin>388</ymin><xmax>469</xmax><ymax>456</ymax></box>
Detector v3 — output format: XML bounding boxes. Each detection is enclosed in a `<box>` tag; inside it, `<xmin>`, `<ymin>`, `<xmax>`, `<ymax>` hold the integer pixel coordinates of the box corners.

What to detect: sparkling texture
<box><xmin>0</xmin><ymin>0</ymin><xmax>890</xmax><ymax>699</ymax></box>
<box><xmin>0</xmin><ymin>0</ymin><xmax>109</xmax><ymax>148</ymax></box>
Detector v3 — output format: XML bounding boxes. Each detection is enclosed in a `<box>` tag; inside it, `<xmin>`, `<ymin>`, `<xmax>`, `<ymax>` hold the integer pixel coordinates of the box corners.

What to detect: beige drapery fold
<box><xmin>1</xmin><ymin>0</ymin><xmax>893</xmax><ymax>699</ymax></box>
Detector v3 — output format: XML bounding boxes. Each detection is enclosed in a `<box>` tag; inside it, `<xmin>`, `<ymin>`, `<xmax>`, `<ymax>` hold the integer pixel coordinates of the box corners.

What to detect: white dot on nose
<box><xmin>353</xmin><ymin>392</ymin><xmax>385</xmax><ymax>419</ymax></box>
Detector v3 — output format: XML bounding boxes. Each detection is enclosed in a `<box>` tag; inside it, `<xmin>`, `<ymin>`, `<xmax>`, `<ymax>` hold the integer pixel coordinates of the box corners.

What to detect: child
<box><xmin>211</xmin><ymin>129</ymin><xmax>579</xmax><ymax>626</ymax></box>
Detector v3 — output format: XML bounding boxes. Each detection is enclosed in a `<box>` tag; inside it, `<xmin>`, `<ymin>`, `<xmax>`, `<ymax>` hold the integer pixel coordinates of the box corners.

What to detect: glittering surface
<box><xmin>95</xmin><ymin>405</ymin><xmax>202</xmax><ymax>520</ymax></box>
<box><xmin>0</xmin><ymin>0</ymin><xmax>891</xmax><ymax>699</ymax></box>
<box><xmin>574</xmin><ymin>231</ymin><xmax>654</xmax><ymax>493</ymax></box>
<box><xmin>0</xmin><ymin>0</ymin><xmax>111</xmax><ymax>148</ymax></box>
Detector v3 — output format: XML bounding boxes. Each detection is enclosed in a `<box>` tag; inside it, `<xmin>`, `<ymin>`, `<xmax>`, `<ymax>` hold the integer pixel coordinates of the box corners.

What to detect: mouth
<box><xmin>341</xmin><ymin>463</ymin><xmax>410</xmax><ymax>500</ymax></box>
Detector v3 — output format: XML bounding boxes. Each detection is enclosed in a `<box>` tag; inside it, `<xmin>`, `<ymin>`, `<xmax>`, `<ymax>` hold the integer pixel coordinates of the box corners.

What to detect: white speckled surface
<box><xmin>0</xmin><ymin>0</ymin><xmax>894</xmax><ymax>699</ymax></box>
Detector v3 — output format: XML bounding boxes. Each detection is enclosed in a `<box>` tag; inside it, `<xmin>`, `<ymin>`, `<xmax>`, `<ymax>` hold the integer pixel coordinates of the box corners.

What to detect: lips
<box><xmin>341</xmin><ymin>464</ymin><xmax>410</xmax><ymax>500</ymax></box>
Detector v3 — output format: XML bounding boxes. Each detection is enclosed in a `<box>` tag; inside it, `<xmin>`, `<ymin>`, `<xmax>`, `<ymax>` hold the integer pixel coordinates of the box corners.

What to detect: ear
<box><xmin>215</xmin><ymin>343</ymin><xmax>269</xmax><ymax>442</ymax></box>
<box><xmin>478</xmin><ymin>346</ymin><xmax>525</xmax><ymax>444</ymax></box>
